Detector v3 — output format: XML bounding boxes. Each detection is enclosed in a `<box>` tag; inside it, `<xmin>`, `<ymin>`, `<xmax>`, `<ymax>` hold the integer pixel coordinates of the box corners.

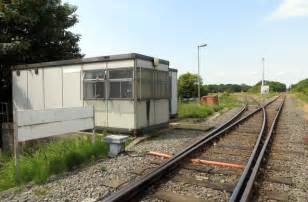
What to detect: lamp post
<box><xmin>262</xmin><ymin>57</ymin><xmax>265</xmax><ymax>86</ymax></box>
<box><xmin>197</xmin><ymin>43</ymin><xmax>207</xmax><ymax>102</ymax></box>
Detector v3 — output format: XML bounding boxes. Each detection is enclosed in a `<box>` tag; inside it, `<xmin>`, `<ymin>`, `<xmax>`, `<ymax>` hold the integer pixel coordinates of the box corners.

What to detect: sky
<box><xmin>65</xmin><ymin>0</ymin><xmax>308</xmax><ymax>86</ymax></box>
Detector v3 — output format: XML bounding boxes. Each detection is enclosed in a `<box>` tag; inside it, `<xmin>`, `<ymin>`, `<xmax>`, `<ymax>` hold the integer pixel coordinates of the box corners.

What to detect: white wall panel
<box><xmin>136</xmin><ymin>101</ymin><xmax>147</xmax><ymax>128</ymax></box>
<box><xmin>16</xmin><ymin>107</ymin><xmax>94</xmax><ymax>142</ymax></box>
<box><xmin>107</xmin><ymin>60</ymin><xmax>134</xmax><ymax>69</ymax></box>
<box><xmin>28</xmin><ymin>69</ymin><xmax>44</xmax><ymax>110</ymax></box>
<box><xmin>171</xmin><ymin>71</ymin><xmax>178</xmax><ymax>115</ymax></box>
<box><xmin>107</xmin><ymin>100</ymin><xmax>135</xmax><ymax>129</ymax></box>
<box><xmin>62</xmin><ymin>65</ymin><xmax>82</xmax><ymax>107</ymax></box>
<box><xmin>84</xmin><ymin>100</ymin><xmax>108</xmax><ymax>127</ymax></box>
<box><xmin>44</xmin><ymin>67</ymin><xmax>62</xmax><ymax>108</ymax></box>
<box><xmin>154</xmin><ymin>99</ymin><xmax>169</xmax><ymax>124</ymax></box>
<box><xmin>12</xmin><ymin>70</ymin><xmax>28</xmax><ymax>110</ymax></box>
<box><xmin>156</xmin><ymin>63</ymin><xmax>169</xmax><ymax>71</ymax></box>
<box><xmin>136</xmin><ymin>59</ymin><xmax>153</xmax><ymax>69</ymax></box>
<box><xmin>83</xmin><ymin>62</ymin><xmax>107</xmax><ymax>70</ymax></box>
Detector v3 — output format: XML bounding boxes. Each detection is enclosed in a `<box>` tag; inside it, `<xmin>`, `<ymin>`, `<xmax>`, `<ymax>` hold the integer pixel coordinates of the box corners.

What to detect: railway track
<box><xmin>101</xmin><ymin>95</ymin><xmax>285</xmax><ymax>202</ymax></box>
<box><xmin>247</xmin><ymin>98</ymin><xmax>307</xmax><ymax>201</ymax></box>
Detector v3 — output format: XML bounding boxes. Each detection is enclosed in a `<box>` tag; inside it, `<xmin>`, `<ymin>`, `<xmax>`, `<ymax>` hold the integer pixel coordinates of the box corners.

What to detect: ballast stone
<box><xmin>105</xmin><ymin>135</ymin><xmax>129</xmax><ymax>157</ymax></box>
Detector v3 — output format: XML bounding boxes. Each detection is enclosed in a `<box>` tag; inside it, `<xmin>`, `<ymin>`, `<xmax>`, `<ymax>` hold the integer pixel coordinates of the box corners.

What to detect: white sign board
<box><xmin>15</xmin><ymin>107</ymin><xmax>94</xmax><ymax>141</ymax></box>
<box><xmin>261</xmin><ymin>85</ymin><xmax>269</xmax><ymax>95</ymax></box>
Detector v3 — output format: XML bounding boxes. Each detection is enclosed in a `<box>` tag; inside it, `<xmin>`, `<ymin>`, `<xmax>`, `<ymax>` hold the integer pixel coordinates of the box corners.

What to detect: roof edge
<box><xmin>13</xmin><ymin>53</ymin><xmax>169</xmax><ymax>70</ymax></box>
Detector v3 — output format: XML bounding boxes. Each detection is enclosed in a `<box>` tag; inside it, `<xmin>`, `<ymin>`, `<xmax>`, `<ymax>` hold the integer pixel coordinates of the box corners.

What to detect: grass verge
<box><xmin>178</xmin><ymin>93</ymin><xmax>239</xmax><ymax>118</ymax></box>
<box><xmin>292</xmin><ymin>92</ymin><xmax>308</xmax><ymax>103</ymax></box>
<box><xmin>0</xmin><ymin>135</ymin><xmax>108</xmax><ymax>192</ymax></box>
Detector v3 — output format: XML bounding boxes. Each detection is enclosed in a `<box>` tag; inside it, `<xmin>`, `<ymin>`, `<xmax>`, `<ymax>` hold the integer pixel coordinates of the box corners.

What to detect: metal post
<box><xmin>13</xmin><ymin>110</ymin><xmax>20</xmax><ymax>183</ymax></box>
<box><xmin>198</xmin><ymin>46</ymin><xmax>200</xmax><ymax>102</ymax></box>
<box><xmin>92</xmin><ymin>106</ymin><xmax>96</xmax><ymax>144</ymax></box>
<box><xmin>197</xmin><ymin>43</ymin><xmax>207</xmax><ymax>103</ymax></box>
<box><xmin>262</xmin><ymin>57</ymin><xmax>265</xmax><ymax>86</ymax></box>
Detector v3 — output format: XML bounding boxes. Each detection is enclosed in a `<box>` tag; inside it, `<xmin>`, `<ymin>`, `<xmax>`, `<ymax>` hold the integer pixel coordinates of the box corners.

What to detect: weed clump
<box><xmin>0</xmin><ymin>135</ymin><xmax>108</xmax><ymax>191</ymax></box>
<box><xmin>178</xmin><ymin>93</ymin><xmax>239</xmax><ymax>118</ymax></box>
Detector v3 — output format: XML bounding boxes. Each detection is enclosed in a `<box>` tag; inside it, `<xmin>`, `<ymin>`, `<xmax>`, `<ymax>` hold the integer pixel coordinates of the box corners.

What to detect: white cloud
<box><xmin>269</xmin><ymin>0</ymin><xmax>308</xmax><ymax>20</ymax></box>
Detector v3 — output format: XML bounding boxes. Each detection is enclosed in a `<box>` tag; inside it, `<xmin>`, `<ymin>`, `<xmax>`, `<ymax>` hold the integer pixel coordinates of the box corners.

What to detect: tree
<box><xmin>290</xmin><ymin>78</ymin><xmax>308</xmax><ymax>95</ymax></box>
<box><xmin>178</xmin><ymin>72</ymin><xmax>207</xmax><ymax>98</ymax></box>
<box><xmin>248</xmin><ymin>80</ymin><xmax>286</xmax><ymax>93</ymax></box>
<box><xmin>0</xmin><ymin>0</ymin><xmax>83</xmax><ymax>101</ymax></box>
<box><xmin>205</xmin><ymin>83</ymin><xmax>251</xmax><ymax>93</ymax></box>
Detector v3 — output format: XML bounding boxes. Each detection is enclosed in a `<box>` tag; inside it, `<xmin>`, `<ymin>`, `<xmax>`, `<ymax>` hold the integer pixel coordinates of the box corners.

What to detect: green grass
<box><xmin>0</xmin><ymin>135</ymin><xmax>108</xmax><ymax>192</ymax></box>
<box><xmin>178</xmin><ymin>93</ymin><xmax>239</xmax><ymax>118</ymax></box>
<box><xmin>293</xmin><ymin>92</ymin><xmax>308</xmax><ymax>103</ymax></box>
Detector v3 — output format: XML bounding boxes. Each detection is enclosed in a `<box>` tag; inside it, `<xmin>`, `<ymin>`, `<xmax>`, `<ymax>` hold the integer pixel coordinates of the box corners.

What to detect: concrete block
<box><xmin>105</xmin><ymin>135</ymin><xmax>128</xmax><ymax>157</ymax></box>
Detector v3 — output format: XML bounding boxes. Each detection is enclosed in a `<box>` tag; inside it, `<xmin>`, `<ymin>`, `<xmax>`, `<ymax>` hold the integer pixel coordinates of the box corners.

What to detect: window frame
<box><xmin>107</xmin><ymin>68</ymin><xmax>134</xmax><ymax>100</ymax></box>
<box><xmin>83</xmin><ymin>70</ymin><xmax>106</xmax><ymax>100</ymax></box>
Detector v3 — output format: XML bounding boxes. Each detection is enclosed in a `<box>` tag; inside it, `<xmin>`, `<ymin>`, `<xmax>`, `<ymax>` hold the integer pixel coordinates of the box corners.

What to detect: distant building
<box><xmin>12</xmin><ymin>53</ymin><xmax>178</xmax><ymax>133</ymax></box>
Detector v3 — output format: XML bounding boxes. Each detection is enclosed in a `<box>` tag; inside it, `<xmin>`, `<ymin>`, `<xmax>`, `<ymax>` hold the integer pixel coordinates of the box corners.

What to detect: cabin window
<box><xmin>83</xmin><ymin>70</ymin><xmax>105</xmax><ymax>99</ymax></box>
<box><xmin>136</xmin><ymin>68</ymin><xmax>169</xmax><ymax>99</ymax></box>
<box><xmin>136</xmin><ymin>68</ymin><xmax>153</xmax><ymax>99</ymax></box>
<box><xmin>155</xmin><ymin>70</ymin><xmax>169</xmax><ymax>99</ymax></box>
<box><xmin>108</xmin><ymin>69</ymin><xmax>133</xmax><ymax>99</ymax></box>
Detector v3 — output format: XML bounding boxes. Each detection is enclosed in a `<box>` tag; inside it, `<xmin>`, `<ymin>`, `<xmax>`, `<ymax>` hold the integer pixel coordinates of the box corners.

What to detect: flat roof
<box><xmin>169</xmin><ymin>68</ymin><xmax>178</xmax><ymax>72</ymax></box>
<box><xmin>13</xmin><ymin>53</ymin><xmax>169</xmax><ymax>70</ymax></box>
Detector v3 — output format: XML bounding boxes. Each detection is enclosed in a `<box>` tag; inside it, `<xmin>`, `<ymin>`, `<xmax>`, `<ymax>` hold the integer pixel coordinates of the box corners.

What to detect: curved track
<box><xmin>102</xmin><ymin>95</ymin><xmax>285</xmax><ymax>202</ymax></box>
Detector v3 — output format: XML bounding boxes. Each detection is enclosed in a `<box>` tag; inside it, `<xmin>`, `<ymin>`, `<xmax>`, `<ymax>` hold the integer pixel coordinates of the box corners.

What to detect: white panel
<box><xmin>107</xmin><ymin>60</ymin><xmax>134</xmax><ymax>69</ymax></box>
<box><xmin>44</xmin><ymin>68</ymin><xmax>62</xmax><ymax>108</ymax></box>
<box><xmin>18</xmin><ymin>118</ymin><xmax>93</xmax><ymax>141</ymax></box>
<box><xmin>28</xmin><ymin>69</ymin><xmax>44</xmax><ymax>110</ymax></box>
<box><xmin>107</xmin><ymin>100</ymin><xmax>135</xmax><ymax>129</ymax></box>
<box><xmin>136</xmin><ymin>59</ymin><xmax>153</xmax><ymax>69</ymax></box>
<box><xmin>149</xmin><ymin>100</ymin><xmax>156</xmax><ymax>125</ymax></box>
<box><xmin>83</xmin><ymin>62</ymin><xmax>106</xmax><ymax>70</ymax></box>
<box><xmin>62</xmin><ymin>65</ymin><xmax>82</xmax><ymax>107</ymax></box>
<box><xmin>84</xmin><ymin>100</ymin><xmax>108</xmax><ymax>127</ymax></box>
<box><xmin>154</xmin><ymin>99</ymin><xmax>169</xmax><ymax>124</ymax></box>
<box><xmin>17</xmin><ymin>107</ymin><xmax>93</xmax><ymax>126</ymax></box>
<box><xmin>171</xmin><ymin>71</ymin><xmax>178</xmax><ymax>115</ymax></box>
<box><xmin>12</xmin><ymin>70</ymin><xmax>28</xmax><ymax>110</ymax></box>
<box><xmin>156</xmin><ymin>63</ymin><xmax>169</xmax><ymax>71</ymax></box>
<box><xmin>136</xmin><ymin>101</ymin><xmax>147</xmax><ymax>128</ymax></box>
<box><xmin>16</xmin><ymin>107</ymin><xmax>94</xmax><ymax>141</ymax></box>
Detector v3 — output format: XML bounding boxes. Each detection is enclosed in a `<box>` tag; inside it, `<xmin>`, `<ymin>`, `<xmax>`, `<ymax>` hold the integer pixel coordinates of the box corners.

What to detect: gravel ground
<box><xmin>0</xmin><ymin>107</ymin><xmax>242</xmax><ymax>202</ymax></box>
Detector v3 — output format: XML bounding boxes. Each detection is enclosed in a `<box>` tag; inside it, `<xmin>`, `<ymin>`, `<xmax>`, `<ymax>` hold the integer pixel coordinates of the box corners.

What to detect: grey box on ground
<box><xmin>105</xmin><ymin>135</ymin><xmax>129</xmax><ymax>157</ymax></box>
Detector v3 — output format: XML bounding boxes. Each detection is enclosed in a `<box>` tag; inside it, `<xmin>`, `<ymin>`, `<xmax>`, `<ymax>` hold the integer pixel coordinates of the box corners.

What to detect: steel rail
<box><xmin>102</xmin><ymin>97</ymin><xmax>278</xmax><ymax>202</ymax></box>
<box><xmin>230</xmin><ymin>96</ymin><xmax>284</xmax><ymax>202</ymax></box>
<box><xmin>239</xmin><ymin>96</ymin><xmax>285</xmax><ymax>202</ymax></box>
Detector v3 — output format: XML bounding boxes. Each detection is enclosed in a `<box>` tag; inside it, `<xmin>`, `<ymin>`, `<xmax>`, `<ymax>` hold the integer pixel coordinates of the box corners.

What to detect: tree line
<box><xmin>290</xmin><ymin>78</ymin><xmax>308</xmax><ymax>95</ymax></box>
<box><xmin>178</xmin><ymin>72</ymin><xmax>287</xmax><ymax>98</ymax></box>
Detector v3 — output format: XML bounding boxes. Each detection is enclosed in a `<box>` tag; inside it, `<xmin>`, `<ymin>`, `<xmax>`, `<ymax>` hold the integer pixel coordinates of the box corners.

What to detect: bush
<box><xmin>0</xmin><ymin>135</ymin><xmax>108</xmax><ymax>191</ymax></box>
<box><xmin>178</xmin><ymin>93</ymin><xmax>239</xmax><ymax>118</ymax></box>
